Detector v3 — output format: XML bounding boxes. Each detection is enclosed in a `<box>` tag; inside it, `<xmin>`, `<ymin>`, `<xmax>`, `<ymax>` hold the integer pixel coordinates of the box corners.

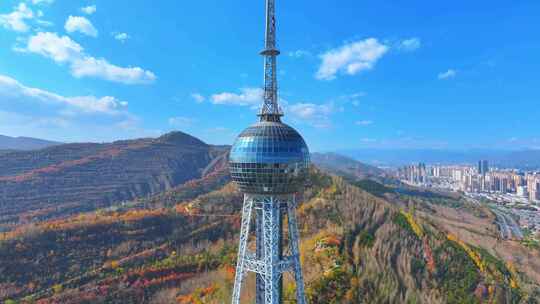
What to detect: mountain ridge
<box><xmin>0</xmin><ymin>134</ymin><xmax>61</xmax><ymax>151</ymax></box>
<box><xmin>0</xmin><ymin>131</ymin><xmax>228</xmax><ymax>225</ymax></box>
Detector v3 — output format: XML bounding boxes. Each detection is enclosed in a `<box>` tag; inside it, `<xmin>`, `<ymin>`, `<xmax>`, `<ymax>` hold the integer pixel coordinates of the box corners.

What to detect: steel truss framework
<box><xmin>258</xmin><ymin>0</ymin><xmax>282</xmax><ymax>122</ymax></box>
<box><xmin>232</xmin><ymin>194</ymin><xmax>306</xmax><ymax>304</ymax></box>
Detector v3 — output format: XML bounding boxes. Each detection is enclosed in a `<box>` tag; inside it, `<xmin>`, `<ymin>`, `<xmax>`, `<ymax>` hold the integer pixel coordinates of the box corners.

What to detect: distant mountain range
<box><xmin>0</xmin><ymin>131</ymin><xmax>390</xmax><ymax>224</ymax></box>
<box><xmin>0</xmin><ymin>135</ymin><xmax>61</xmax><ymax>150</ymax></box>
<box><xmin>0</xmin><ymin>131</ymin><xmax>228</xmax><ymax>222</ymax></box>
<box><xmin>311</xmin><ymin>152</ymin><xmax>390</xmax><ymax>181</ymax></box>
<box><xmin>339</xmin><ymin>148</ymin><xmax>540</xmax><ymax>169</ymax></box>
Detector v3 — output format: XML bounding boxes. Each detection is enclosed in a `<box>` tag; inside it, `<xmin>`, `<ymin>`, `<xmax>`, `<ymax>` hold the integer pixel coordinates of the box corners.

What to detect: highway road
<box><xmin>491</xmin><ymin>207</ymin><xmax>524</xmax><ymax>240</ymax></box>
<box><xmin>464</xmin><ymin>195</ymin><xmax>524</xmax><ymax>240</ymax></box>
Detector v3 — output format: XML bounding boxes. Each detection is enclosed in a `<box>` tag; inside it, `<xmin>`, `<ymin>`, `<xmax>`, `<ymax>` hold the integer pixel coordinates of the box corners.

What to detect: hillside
<box><xmin>0</xmin><ymin>131</ymin><xmax>228</xmax><ymax>227</ymax></box>
<box><xmin>0</xmin><ymin>135</ymin><xmax>61</xmax><ymax>151</ymax></box>
<box><xmin>1</xmin><ymin>168</ymin><xmax>538</xmax><ymax>303</ymax></box>
<box><xmin>311</xmin><ymin>152</ymin><xmax>387</xmax><ymax>179</ymax></box>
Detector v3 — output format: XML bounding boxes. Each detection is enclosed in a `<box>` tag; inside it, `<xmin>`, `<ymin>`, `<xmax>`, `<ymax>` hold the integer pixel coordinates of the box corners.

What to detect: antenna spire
<box><xmin>258</xmin><ymin>0</ymin><xmax>282</xmax><ymax>122</ymax></box>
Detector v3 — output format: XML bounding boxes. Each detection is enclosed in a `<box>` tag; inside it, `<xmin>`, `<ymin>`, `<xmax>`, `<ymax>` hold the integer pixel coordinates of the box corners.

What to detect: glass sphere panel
<box><xmin>229</xmin><ymin>121</ymin><xmax>310</xmax><ymax>194</ymax></box>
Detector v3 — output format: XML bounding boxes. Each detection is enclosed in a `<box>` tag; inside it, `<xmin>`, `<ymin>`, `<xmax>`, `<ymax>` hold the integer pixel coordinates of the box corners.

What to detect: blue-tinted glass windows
<box><xmin>229</xmin><ymin>121</ymin><xmax>310</xmax><ymax>194</ymax></box>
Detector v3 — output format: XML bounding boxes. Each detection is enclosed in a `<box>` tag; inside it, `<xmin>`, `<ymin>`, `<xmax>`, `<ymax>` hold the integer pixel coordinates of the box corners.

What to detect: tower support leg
<box><xmin>262</xmin><ymin>196</ymin><xmax>281</xmax><ymax>304</ymax></box>
<box><xmin>232</xmin><ymin>196</ymin><xmax>253</xmax><ymax>304</ymax></box>
<box><xmin>231</xmin><ymin>194</ymin><xmax>305</xmax><ymax>304</ymax></box>
<box><xmin>287</xmin><ymin>197</ymin><xmax>307</xmax><ymax>304</ymax></box>
<box><xmin>256</xmin><ymin>206</ymin><xmax>265</xmax><ymax>304</ymax></box>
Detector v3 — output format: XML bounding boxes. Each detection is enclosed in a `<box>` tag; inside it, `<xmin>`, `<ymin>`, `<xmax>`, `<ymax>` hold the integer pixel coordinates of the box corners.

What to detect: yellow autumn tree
<box><xmin>401</xmin><ymin>210</ymin><xmax>424</xmax><ymax>238</ymax></box>
<box><xmin>447</xmin><ymin>234</ymin><xmax>485</xmax><ymax>273</ymax></box>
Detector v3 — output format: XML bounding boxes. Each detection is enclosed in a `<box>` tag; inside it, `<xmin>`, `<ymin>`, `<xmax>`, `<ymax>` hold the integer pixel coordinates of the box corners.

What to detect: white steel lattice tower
<box><xmin>228</xmin><ymin>0</ymin><xmax>309</xmax><ymax>303</ymax></box>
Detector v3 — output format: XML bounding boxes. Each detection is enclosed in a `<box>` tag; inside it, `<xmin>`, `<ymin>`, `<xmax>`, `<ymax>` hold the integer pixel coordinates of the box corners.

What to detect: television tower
<box><xmin>229</xmin><ymin>0</ymin><xmax>310</xmax><ymax>303</ymax></box>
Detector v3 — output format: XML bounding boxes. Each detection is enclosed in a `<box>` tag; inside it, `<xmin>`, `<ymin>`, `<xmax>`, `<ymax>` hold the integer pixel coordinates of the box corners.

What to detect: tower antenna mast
<box><xmin>259</xmin><ymin>0</ymin><xmax>283</xmax><ymax>122</ymax></box>
<box><xmin>229</xmin><ymin>0</ymin><xmax>309</xmax><ymax>303</ymax></box>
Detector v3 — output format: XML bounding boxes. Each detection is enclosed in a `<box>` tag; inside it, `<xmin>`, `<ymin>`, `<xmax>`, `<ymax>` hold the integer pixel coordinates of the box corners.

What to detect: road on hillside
<box><xmin>491</xmin><ymin>208</ymin><xmax>524</xmax><ymax>240</ymax></box>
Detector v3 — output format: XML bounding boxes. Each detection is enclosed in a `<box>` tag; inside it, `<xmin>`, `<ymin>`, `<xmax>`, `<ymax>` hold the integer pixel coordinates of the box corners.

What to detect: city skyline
<box><xmin>398</xmin><ymin>161</ymin><xmax>540</xmax><ymax>238</ymax></box>
<box><xmin>1</xmin><ymin>1</ymin><xmax>540</xmax><ymax>151</ymax></box>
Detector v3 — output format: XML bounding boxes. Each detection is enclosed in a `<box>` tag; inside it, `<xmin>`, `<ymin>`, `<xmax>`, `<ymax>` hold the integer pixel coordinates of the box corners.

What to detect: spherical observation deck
<box><xmin>229</xmin><ymin>121</ymin><xmax>310</xmax><ymax>194</ymax></box>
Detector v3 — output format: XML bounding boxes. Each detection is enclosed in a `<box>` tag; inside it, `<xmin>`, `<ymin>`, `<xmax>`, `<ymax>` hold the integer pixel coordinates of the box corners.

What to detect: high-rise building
<box><xmin>478</xmin><ymin>160</ymin><xmax>489</xmax><ymax>175</ymax></box>
<box><xmin>517</xmin><ymin>186</ymin><xmax>528</xmax><ymax>198</ymax></box>
<box><xmin>527</xmin><ymin>175</ymin><xmax>540</xmax><ymax>202</ymax></box>
<box><xmin>478</xmin><ymin>160</ymin><xmax>483</xmax><ymax>174</ymax></box>
<box><xmin>229</xmin><ymin>0</ymin><xmax>309</xmax><ymax>303</ymax></box>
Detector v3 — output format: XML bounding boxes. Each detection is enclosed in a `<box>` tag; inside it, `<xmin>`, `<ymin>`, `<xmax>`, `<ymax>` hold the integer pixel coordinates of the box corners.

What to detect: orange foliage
<box><xmin>175</xmin><ymin>202</ymin><xmax>201</xmax><ymax>216</ymax></box>
<box><xmin>487</xmin><ymin>285</ymin><xmax>495</xmax><ymax>302</ymax></box>
<box><xmin>422</xmin><ymin>238</ymin><xmax>436</xmax><ymax>273</ymax></box>
<box><xmin>314</xmin><ymin>235</ymin><xmax>341</xmax><ymax>252</ymax></box>
<box><xmin>0</xmin><ymin>208</ymin><xmax>168</xmax><ymax>241</ymax></box>
<box><xmin>223</xmin><ymin>264</ymin><xmax>236</xmax><ymax>281</ymax></box>
<box><xmin>132</xmin><ymin>272</ymin><xmax>196</xmax><ymax>289</ymax></box>
<box><xmin>177</xmin><ymin>284</ymin><xmax>218</xmax><ymax>304</ymax></box>
<box><xmin>110</xmin><ymin>260</ymin><xmax>120</xmax><ymax>269</ymax></box>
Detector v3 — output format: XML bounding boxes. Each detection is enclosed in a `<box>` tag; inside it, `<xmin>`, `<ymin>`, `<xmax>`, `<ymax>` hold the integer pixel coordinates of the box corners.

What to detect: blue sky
<box><xmin>0</xmin><ymin>0</ymin><xmax>539</xmax><ymax>151</ymax></box>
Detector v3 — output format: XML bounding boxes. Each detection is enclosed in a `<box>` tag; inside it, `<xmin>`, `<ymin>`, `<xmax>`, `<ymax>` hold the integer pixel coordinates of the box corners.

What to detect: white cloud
<box><xmin>168</xmin><ymin>116</ymin><xmax>195</xmax><ymax>128</ymax></box>
<box><xmin>21</xmin><ymin>32</ymin><xmax>156</xmax><ymax>84</ymax></box>
<box><xmin>65</xmin><ymin>16</ymin><xmax>98</xmax><ymax>37</ymax></box>
<box><xmin>0</xmin><ymin>74</ymin><xmax>159</xmax><ymax>142</ymax></box>
<box><xmin>209</xmin><ymin>87</ymin><xmax>338</xmax><ymax>128</ymax></box>
<box><xmin>211</xmin><ymin>88</ymin><xmax>263</xmax><ymax>106</ymax></box>
<box><xmin>438</xmin><ymin>69</ymin><xmax>457</xmax><ymax>80</ymax></box>
<box><xmin>0</xmin><ymin>110</ymin><xmax>69</xmax><ymax>133</ymax></box>
<box><xmin>398</xmin><ymin>38</ymin><xmax>421</xmax><ymax>51</ymax></box>
<box><xmin>113</xmin><ymin>32</ymin><xmax>130</xmax><ymax>43</ymax></box>
<box><xmin>36</xmin><ymin>19</ymin><xmax>53</xmax><ymax>27</ymax></box>
<box><xmin>26</xmin><ymin>32</ymin><xmax>83</xmax><ymax>62</ymax></box>
<box><xmin>33</xmin><ymin>10</ymin><xmax>53</xmax><ymax>28</ymax></box>
<box><xmin>0</xmin><ymin>74</ymin><xmax>127</xmax><ymax>115</ymax></box>
<box><xmin>287</xmin><ymin>102</ymin><xmax>336</xmax><ymax>128</ymax></box>
<box><xmin>289</xmin><ymin>50</ymin><xmax>311</xmax><ymax>58</ymax></box>
<box><xmin>191</xmin><ymin>93</ymin><xmax>205</xmax><ymax>103</ymax></box>
<box><xmin>31</xmin><ymin>0</ymin><xmax>54</xmax><ymax>4</ymax></box>
<box><xmin>349</xmin><ymin>92</ymin><xmax>366</xmax><ymax>99</ymax></box>
<box><xmin>288</xmin><ymin>103</ymin><xmax>333</xmax><ymax>120</ymax></box>
<box><xmin>316</xmin><ymin>38</ymin><xmax>388</xmax><ymax>80</ymax></box>
<box><xmin>0</xmin><ymin>3</ymin><xmax>34</xmax><ymax>32</ymax></box>
<box><xmin>356</xmin><ymin>120</ymin><xmax>373</xmax><ymax>126</ymax></box>
<box><xmin>81</xmin><ymin>5</ymin><xmax>96</xmax><ymax>15</ymax></box>
<box><xmin>340</xmin><ymin>92</ymin><xmax>366</xmax><ymax>106</ymax></box>
<box><xmin>70</xmin><ymin>57</ymin><xmax>156</xmax><ymax>84</ymax></box>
